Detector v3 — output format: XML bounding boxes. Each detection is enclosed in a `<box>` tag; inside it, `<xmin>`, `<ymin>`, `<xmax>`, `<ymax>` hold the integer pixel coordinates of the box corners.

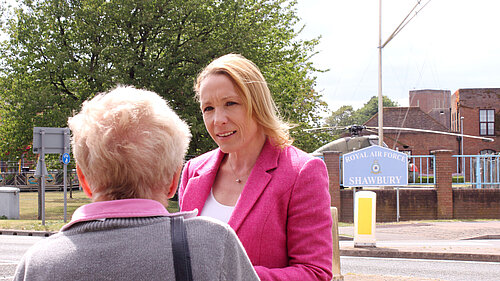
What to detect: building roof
<box><xmin>364</xmin><ymin>107</ymin><xmax>450</xmax><ymax>132</ymax></box>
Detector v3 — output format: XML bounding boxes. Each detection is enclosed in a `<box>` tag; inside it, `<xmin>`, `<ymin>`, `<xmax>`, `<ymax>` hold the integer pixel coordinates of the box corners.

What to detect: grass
<box><xmin>18</xmin><ymin>190</ymin><xmax>92</xmax><ymax>220</ymax></box>
<box><xmin>3</xmin><ymin>191</ymin><xmax>494</xmax><ymax>232</ymax></box>
<box><xmin>414</xmin><ymin>175</ymin><xmax>466</xmax><ymax>184</ymax></box>
<box><xmin>0</xmin><ymin>190</ymin><xmax>180</xmax><ymax>232</ymax></box>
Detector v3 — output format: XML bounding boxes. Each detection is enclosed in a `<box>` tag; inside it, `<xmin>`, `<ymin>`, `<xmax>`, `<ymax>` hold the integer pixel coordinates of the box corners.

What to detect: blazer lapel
<box><xmin>182</xmin><ymin>150</ymin><xmax>225</xmax><ymax>214</ymax></box>
<box><xmin>229</xmin><ymin>140</ymin><xmax>280</xmax><ymax>232</ymax></box>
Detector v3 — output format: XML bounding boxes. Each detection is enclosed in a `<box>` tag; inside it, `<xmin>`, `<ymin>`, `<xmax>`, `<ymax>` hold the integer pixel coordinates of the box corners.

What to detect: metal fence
<box><xmin>408</xmin><ymin>155</ymin><xmax>435</xmax><ymax>186</ymax></box>
<box><xmin>318</xmin><ymin>152</ymin><xmax>500</xmax><ymax>189</ymax></box>
<box><xmin>0</xmin><ymin>160</ymin><xmax>79</xmax><ymax>191</ymax></box>
<box><xmin>453</xmin><ymin>154</ymin><xmax>500</xmax><ymax>188</ymax></box>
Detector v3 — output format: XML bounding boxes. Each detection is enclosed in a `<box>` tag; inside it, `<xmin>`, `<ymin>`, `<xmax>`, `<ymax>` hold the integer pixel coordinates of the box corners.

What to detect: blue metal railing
<box><xmin>316</xmin><ymin>154</ymin><xmax>438</xmax><ymax>186</ymax></box>
<box><xmin>408</xmin><ymin>155</ymin><xmax>435</xmax><ymax>186</ymax></box>
<box><xmin>317</xmin><ymin>153</ymin><xmax>500</xmax><ymax>188</ymax></box>
<box><xmin>453</xmin><ymin>154</ymin><xmax>500</xmax><ymax>188</ymax></box>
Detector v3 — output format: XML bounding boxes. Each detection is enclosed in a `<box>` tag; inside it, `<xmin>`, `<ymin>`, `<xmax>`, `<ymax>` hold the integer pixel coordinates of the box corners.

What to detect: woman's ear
<box><xmin>167</xmin><ymin>166</ymin><xmax>182</xmax><ymax>199</ymax></box>
<box><xmin>76</xmin><ymin>165</ymin><xmax>92</xmax><ymax>198</ymax></box>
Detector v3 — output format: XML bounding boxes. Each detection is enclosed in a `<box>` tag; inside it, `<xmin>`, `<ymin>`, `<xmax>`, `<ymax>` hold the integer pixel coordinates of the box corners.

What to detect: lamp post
<box><xmin>376</xmin><ymin>1</ymin><xmax>430</xmax><ymax>146</ymax></box>
<box><xmin>378</xmin><ymin>0</ymin><xmax>383</xmax><ymax>146</ymax></box>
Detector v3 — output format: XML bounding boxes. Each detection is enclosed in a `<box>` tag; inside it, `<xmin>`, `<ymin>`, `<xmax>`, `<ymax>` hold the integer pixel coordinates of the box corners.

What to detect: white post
<box><xmin>461</xmin><ymin>117</ymin><xmax>465</xmax><ymax>179</ymax></box>
<box><xmin>354</xmin><ymin>191</ymin><xmax>377</xmax><ymax>248</ymax></box>
<box><xmin>396</xmin><ymin>186</ymin><xmax>400</xmax><ymax>222</ymax></box>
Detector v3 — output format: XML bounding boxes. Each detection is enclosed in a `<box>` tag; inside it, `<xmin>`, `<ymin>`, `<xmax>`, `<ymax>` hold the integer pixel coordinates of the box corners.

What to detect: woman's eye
<box><xmin>203</xmin><ymin>106</ymin><xmax>214</xmax><ymax>112</ymax></box>
<box><xmin>226</xmin><ymin>101</ymin><xmax>237</xmax><ymax>106</ymax></box>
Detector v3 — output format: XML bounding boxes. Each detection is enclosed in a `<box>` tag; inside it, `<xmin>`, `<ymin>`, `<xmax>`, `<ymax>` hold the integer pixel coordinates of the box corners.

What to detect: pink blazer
<box><xmin>179</xmin><ymin>140</ymin><xmax>333</xmax><ymax>281</ymax></box>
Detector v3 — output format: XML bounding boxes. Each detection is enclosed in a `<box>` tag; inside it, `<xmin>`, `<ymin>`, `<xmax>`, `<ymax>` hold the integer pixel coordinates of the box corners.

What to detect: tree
<box><xmin>325</xmin><ymin>105</ymin><xmax>356</xmax><ymax>128</ymax></box>
<box><xmin>0</xmin><ymin>0</ymin><xmax>327</xmax><ymax>158</ymax></box>
<box><xmin>353</xmin><ymin>95</ymin><xmax>399</xmax><ymax>124</ymax></box>
<box><xmin>324</xmin><ymin>95</ymin><xmax>399</xmax><ymax>138</ymax></box>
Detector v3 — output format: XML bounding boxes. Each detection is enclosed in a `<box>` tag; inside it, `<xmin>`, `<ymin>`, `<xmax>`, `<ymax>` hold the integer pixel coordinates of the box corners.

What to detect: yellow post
<box><xmin>331</xmin><ymin>207</ymin><xmax>344</xmax><ymax>281</ymax></box>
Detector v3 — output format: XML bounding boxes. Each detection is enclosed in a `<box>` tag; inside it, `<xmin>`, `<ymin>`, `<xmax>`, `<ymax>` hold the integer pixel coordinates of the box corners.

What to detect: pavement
<box><xmin>1</xmin><ymin>220</ymin><xmax>500</xmax><ymax>280</ymax></box>
<box><xmin>337</xmin><ymin>220</ymin><xmax>500</xmax><ymax>280</ymax></box>
<box><xmin>338</xmin><ymin>220</ymin><xmax>500</xmax><ymax>262</ymax></box>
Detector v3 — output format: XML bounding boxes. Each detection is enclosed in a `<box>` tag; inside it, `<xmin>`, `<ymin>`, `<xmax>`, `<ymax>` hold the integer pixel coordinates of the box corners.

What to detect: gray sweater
<box><xmin>14</xmin><ymin>216</ymin><xmax>259</xmax><ymax>281</ymax></box>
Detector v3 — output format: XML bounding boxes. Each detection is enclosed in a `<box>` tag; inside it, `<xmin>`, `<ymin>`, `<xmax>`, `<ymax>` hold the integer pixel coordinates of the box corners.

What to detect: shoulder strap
<box><xmin>171</xmin><ymin>216</ymin><xmax>193</xmax><ymax>281</ymax></box>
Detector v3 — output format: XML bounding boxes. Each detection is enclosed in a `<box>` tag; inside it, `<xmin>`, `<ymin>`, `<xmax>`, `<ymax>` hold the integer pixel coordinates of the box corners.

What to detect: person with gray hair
<box><xmin>14</xmin><ymin>86</ymin><xmax>259</xmax><ymax>281</ymax></box>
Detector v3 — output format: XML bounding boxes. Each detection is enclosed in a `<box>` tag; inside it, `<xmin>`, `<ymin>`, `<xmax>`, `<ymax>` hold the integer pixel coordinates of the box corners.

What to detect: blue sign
<box><xmin>343</xmin><ymin>145</ymin><xmax>408</xmax><ymax>187</ymax></box>
<box><xmin>62</xmin><ymin>153</ymin><xmax>71</xmax><ymax>165</ymax></box>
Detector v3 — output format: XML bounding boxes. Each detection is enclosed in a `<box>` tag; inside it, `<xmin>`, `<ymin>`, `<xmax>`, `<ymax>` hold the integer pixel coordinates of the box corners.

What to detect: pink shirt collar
<box><xmin>61</xmin><ymin>198</ymin><xmax>198</xmax><ymax>231</ymax></box>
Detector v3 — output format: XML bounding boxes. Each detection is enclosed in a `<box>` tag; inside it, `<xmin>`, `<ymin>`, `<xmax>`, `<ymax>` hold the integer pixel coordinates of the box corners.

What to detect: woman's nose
<box><xmin>213</xmin><ymin>108</ymin><xmax>228</xmax><ymax>125</ymax></box>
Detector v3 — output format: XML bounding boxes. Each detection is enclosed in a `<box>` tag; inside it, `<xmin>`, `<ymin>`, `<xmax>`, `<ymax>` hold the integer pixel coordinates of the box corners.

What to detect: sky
<box><xmin>2</xmin><ymin>0</ymin><xmax>499</xmax><ymax>115</ymax></box>
<box><xmin>295</xmin><ymin>0</ymin><xmax>500</xmax><ymax>114</ymax></box>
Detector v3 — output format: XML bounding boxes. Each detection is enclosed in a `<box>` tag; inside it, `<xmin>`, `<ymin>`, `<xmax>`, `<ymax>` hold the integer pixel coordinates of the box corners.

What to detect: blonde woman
<box><xmin>179</xmin><ymin>54</ymin><xmax>333</xmax><ymax>281</ymax></box>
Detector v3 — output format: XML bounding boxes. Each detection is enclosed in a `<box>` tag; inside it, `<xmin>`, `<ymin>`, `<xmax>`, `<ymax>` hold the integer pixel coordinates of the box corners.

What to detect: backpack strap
<box><xmin>171</xmin><ymin>216</ymin><xmax>193</xmax><ymax>281</ymax></box>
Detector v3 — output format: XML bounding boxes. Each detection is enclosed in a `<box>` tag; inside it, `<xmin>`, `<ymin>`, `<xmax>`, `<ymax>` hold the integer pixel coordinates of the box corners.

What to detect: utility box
<box><xmin>0</xmin><ymin>187</ymin><xmax>20</xmax><ymax>219</ymax></box>
<box><xmin>354</xmin><ymin>190</ymin><xmax>376</xmax><ymax>247</ymax></box>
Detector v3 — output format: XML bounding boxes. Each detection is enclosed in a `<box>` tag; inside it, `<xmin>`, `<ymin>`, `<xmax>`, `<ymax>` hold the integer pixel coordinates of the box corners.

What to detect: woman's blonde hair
<box><xmin>194</xmin><ymin>54</ymin><xmax>292</xmax><ymax>147</ymax></box>
<box><xmin>68</xmin><ymin>86</ymin><xmax>191</xmax><ymax>201</ymax></box>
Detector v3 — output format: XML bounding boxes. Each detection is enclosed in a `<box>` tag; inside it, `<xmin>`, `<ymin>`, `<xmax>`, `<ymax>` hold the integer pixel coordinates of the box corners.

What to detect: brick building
<box><xmin>364</xmin><ymin>88</ymin><xmax>500</xmax><ymax>156</ymax></box>
<box><xmin>364</xmin><ymin>107</ymin><xmax>458</xmax><ymax>156</ymax></box>
<box><xmin>410</xmin><ymin>89</ymin><xmax>451</xmax><ymax>129</ymax></box>
<box><xmin>324</xmin><ymin>88</ymin><xmax>500</xmax><ymax>221</ymax></box>
<box><xmin>451</xmin><ymin>88</ymin><xmax>500</xmax><ymax>155</ymax></box>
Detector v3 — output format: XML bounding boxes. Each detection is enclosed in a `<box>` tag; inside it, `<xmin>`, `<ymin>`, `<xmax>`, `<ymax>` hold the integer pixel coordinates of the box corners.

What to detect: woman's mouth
<box><xmin>217</xmin><ymin>131</ymin><xmax>236</xmax><ymax>137</ymax></box>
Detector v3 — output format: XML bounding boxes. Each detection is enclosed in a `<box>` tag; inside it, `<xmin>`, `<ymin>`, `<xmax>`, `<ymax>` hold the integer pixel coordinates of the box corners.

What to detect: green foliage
<box><xmin>324</xmin><ymin>95</ymin><xmax>399</xmax><ymax>138</ymax></box>
<box><xmin>305</xmin><ymin>96</ymin><xmax>401</xmax><ymax>149</ymax></box>
<box><xmin>354</xmin><ymin>96</ymin><xmax>399</xmax><ymax>123</ymax></box>
<box><xmin>0</xmin><ymin>0</ymin><xmax>327</xmax><ymax>157</ymax></box>
<box><xmin>414</xmin><ymin>175</ymin><xmax>465</xmax><ymax>184</ymax></box>
<box><xmin>415</xmin><ymin>176</ymin><xmax>434</xmax><ymax>184</ymax></box>
<box><xmin>453</xmin><ymin>175</ymin><xmax>465</xmax><ymax>183</ymax></box>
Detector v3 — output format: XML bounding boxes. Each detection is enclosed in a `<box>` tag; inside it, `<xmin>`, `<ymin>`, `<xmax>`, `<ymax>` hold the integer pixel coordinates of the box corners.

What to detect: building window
<box><xmin>480</xmin><ymin>149</ymin><xmax>496</xmax><ymax>155</ymax></box>
<box><xmin>479</xmin><ymin>109</ymin><xmax>495</xmax><ymax>135</ymax></box>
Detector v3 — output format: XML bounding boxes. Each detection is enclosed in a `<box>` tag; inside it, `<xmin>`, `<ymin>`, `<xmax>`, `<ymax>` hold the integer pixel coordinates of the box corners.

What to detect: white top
<box><xmin>200</xmin><ymin>189</ymin><xmax>235</xmax><ymax>224</ymax></box>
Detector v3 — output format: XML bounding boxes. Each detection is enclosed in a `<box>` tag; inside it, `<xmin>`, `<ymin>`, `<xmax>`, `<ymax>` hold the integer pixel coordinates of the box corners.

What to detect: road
<box><xmin>0</xmin><ymin>235</ymin><xmax>44</xmax><ymax>281</ymax></box>
<box><xmin>341</xmin><ymin>256</ymin><xmax>500</xmax><ymax>281</ymax></box>
<box><xmin>2</xmin><ymin>235</ymin><xmax>500</xmax><ymax>281</ymax></box>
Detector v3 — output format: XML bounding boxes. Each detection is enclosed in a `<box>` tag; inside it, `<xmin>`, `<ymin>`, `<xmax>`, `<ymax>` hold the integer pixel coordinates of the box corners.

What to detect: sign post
<box><xmin>343</xmin><ymin>145</ymin><xmax>408</xmax><ymax>188</ymax></box>
<box><xmin>61</xmin><ymin>149</ymin><xmax>70</xmax><ymax>222</ymax></box>
<box><xmin>343</xmin><ymin>145</ymin><xmax>408</xmax><ymax>246</ymax></box>
<box><xmin>33</xmin><ymin>127</ymin><xmax>70</xmax><ymax>225</ymax></box>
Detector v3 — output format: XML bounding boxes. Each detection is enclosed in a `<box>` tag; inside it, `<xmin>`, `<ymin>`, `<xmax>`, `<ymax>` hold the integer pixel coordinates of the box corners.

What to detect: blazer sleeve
<box><xmin>178</xmin><ymin>160</ymin><xmax>193</xmax><ymax>208</ymax></box>
<box><xmin>254</xmin><ymin>157</ymin><xmax>333</xmax><ymax>281</ymax></box>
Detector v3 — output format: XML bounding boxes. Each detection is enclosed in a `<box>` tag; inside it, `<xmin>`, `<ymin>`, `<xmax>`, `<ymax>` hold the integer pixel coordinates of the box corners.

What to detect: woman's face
<box><xmin>199</xmin><ymin>74</ymin><xmax>264</xmax><ymax>154</ymax></box>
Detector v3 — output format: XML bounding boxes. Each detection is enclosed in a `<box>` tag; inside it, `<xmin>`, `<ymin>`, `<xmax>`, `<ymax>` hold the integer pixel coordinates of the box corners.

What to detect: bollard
<box><xmin>354</xmin><ymin>191</ymin><xmax>376</xmax><ymax>248</ymax></box>
<box><xmin>330</xmin><ymin>207</ymin><xmax>344</xmax><ymax>281</ymax></box>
